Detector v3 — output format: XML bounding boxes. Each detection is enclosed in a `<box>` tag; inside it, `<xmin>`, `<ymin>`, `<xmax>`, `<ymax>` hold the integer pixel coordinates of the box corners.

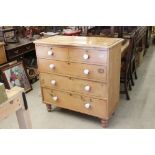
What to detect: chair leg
<box><xmin>124</xmin><ymin>77</ymin><xmax>130</xmax><ymax>100</ymax></box>
<box><xmin>133</xmin><ymin>61</ymin><xmax>138</xmax><ymax>79</ymax></box>
<box><xmin>130</xmin><ymin>68</ymin><xmax>134</xmax><ymax>86</ymax></box>
<box><xmin>128</xmin><ymin>80</ymin><xmax>132</xmax><ymax>91</ymax></box>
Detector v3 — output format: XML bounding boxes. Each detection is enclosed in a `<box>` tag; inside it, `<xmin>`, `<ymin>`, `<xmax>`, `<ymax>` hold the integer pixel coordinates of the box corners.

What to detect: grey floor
<box><xmin>0</xmin><ymin>44</ymin><xmax>155</xmax><ymax>129</ymax></box>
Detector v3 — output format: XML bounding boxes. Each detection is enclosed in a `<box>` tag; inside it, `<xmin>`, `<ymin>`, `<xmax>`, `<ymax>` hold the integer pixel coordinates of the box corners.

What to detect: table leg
<box><xmin>16</xmin><ymin>108</ymin><xmax>32</xmax><ymax>129</ymax></box>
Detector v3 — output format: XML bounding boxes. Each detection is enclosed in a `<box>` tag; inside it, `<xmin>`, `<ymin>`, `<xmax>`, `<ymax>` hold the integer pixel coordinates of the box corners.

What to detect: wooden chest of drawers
<box><xmin>34</xmin><ymin>36</ymin><xmax>123</xmax><ymax>127</ymax></box>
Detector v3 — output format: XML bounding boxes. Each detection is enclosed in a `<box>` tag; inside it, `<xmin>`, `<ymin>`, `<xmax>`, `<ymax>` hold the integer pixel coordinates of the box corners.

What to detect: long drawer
<box><xmin>69</xmin><ymin>48</ymin><xmax>107</xmax><ymax>65</ymax></box>
<box><xmin>42</xmin><ymin>88</ymin><xmax>107</xmax><ymax>118</ymax></box>
<box><xmin>38</xmin><ymin>59</ymin><xmax>107</xmax><ymax>82</ymax></box>
<box><xmin>40</xmin><ymin>73</ymin><xmax>108</xmax><ymax>99</ymax></box>
<box><xmin>35</xmin><ymin>45</ymin><xmax>68</xmax><ymax>61</ymax></box>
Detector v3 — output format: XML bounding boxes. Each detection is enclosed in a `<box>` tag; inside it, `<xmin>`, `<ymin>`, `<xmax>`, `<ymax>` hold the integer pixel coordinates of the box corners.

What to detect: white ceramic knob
<box><xmin>51</xmin><ymin>80</ymin><xmax>56</xmax><ymax>85</ymax></box>
<box><xmin>84</xmin><ymin>85</ymin><xmax>91</xmax><ymax>91</ymax></box>
<box><xmin>49</xmin><ymin>64</ymin><xmax>55</xmax><ymax>69</ymax></box>
<box><xmin>83</xmin><ymin>69</ymin><xmax>89</xmax><ymax>75</ymax></box>
<box><xmin>48</xmin><ymin>50</ymin><xmax>53</xmax><ymax>56</ymax></box>
<box><xmin>83</xmin><ymin>54</ymin><xmax>89</xmax><ymax>60</ymax></box>
<box><xmin>84</xmin><ymin>103</ymin><xmax>91</xmax><ymax>109</ymax></box>
<box><xmin>53</xmin><ymin>96</ymin><xmax>58</xmax><ymax>101</ymax></box>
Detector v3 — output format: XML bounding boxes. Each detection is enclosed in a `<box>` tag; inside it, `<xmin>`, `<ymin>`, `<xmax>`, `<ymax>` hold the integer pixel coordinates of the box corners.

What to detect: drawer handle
<box><xmin>52</xmin><ymin>96</ymin><xmax>58</xmax><ymax>101</ymax></box>
<box><xmin>49</xmin><ymin>64</ymin><xmax>55</xmax><ymax>69</ymax></box>
<box><xmin>84</xmin><ymin>103</ymin><xmax>91</xmax><ymax>109</ymax></box>
<box><xmin>26</xmin><ymin>46</ymin><xmax>31</xmax><ymax>50</ymax></box>
<box><xmin>83</xmin><ymin>69</ymin><xmax>89</xmax><ymax>75</ymax></box>
<box><xmin>48</xmin><ymin>50</ymin><xmax>54</xmax><ymax>56</ymax></box>
<box><xmin>83</xmin><ymin>54</ymin><xmax>89</xmax><ymax>60</ymax></box>
<box><xmin>84</xmin><ymin>85</ymin><xmax>91</xmax><ymax>92</ymax></box>
<box><xmin>14</xmin><ymin>50</ymin><xmax>19</xmax><ymax>54</ymax></box>
<box><xmin>51</xmin><ymin>80</ymin><xmax>56</xmax><ymax>85</ymax></box>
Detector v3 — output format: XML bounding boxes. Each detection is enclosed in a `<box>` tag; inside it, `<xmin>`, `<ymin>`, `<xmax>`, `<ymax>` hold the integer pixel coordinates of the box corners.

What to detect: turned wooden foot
<box><xmin>101</xmin><ymin>119</ymin><xmax>109</xmax><ymax>128</ymax></box>
<box><xmin>112</xmin><ymin>112</ymin><xmax>115</xmax><ymax>116</ymax></box>
<box><xmin>46</xmin><ymin>104</ymin><xmax>52</xmax><ymax>112</ymax></box>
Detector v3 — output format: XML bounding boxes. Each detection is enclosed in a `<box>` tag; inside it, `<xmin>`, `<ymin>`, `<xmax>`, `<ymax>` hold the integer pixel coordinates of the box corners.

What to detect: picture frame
<box><xmin>0</xmin><ymin>61</ymin><xmax>32</xmax><ymax>93</ymax></box>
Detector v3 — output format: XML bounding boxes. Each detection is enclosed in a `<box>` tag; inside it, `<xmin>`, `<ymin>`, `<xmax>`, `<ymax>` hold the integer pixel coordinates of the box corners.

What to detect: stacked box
<box><xmin>0</xmin><ymin>83</ymin><xmax>8</xmax><ymax>104</ymax></box>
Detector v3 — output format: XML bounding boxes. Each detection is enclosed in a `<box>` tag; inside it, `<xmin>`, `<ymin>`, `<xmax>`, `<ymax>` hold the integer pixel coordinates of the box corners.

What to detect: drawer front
<box><xmin>36</xmin><ymin>45</ymin><xmax>68</xmax><ymax>61</ymax></box>
<box><xmin>6</xmin><ymin>48</ymin><xmax>23</xmax><ymax>60</ymax></box>
<box><xmin>40</xmin><ymin>73</ymin><xmax>71</xmax><ymax>91</ymax></box>
<box><xmin>42</xmin><ymin>88</ymin><xmax>107</xmax><ymax>118</ymax></box>
<box><xmin>69</xmin><ymin>62</ymin><xmax>107</xmax><ymax>82</ymax></box>
<box><xmin>71</xmin><ymin>78</ymin><xmax>107</xmax><ymax>98</ymax></box>
<box><xmin>69</xmin><ymin>48</ymin><xmax>107</xmax><ymax>64</ymax></box>
<box><xmin>38</xmin><ymin>59</ymin><xmax>69</xmax><ymax>75</ymax></box>
<box><xmin>38</xmin><ymin>59</ymin><xmax>107</xmax><ymax>82</ymax></box>
<box><xmin>23</xmin><ymin>43</ymin><xmax>35</xmax><ymax>53</ymax></box>
<box><xmin>40</xmin><ymin>73</ymin><xmax>107</xmax><ymax>98</ymax></box>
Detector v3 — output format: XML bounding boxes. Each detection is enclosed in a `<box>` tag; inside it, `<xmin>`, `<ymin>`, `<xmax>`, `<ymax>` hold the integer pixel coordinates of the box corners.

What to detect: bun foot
<box><xmin>101</xmin><ymin>119</ymin><xmax>109</xmax><ymax>128</ymax></box>
<box><xmin>46</xmin><ymin>104</ymin><xmax>52</xmax><ymax>112</ymax></box>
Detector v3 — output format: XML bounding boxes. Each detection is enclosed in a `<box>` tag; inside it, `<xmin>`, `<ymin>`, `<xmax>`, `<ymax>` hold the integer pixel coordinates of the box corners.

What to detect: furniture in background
<box><xmin>5</xmin><ymin>38</ymin><xmax>35</xmax><ymax>62</ymax></box>
<box><xmin>0</xmin><ymin>86</ymin><xmax>32</xmax><ymax>128</ymax></box>
<box><xmin>0</xmin><ymin>42</ymin><xmax>7</xmax><ymax>65</ymax></box>
<box><xmin>0</xmin><ymin>26</ymin><xmax>19</xmax><ymax>45</ymax></box>
<box><xmin>34</xmin><ymin>36</ymin><xmax>123</xmax><ymax>127</ymax></box>
<box><xmin>120</xmin><ymin>39</ymin><xmax>133</xmax><ymax>100</ymax></box>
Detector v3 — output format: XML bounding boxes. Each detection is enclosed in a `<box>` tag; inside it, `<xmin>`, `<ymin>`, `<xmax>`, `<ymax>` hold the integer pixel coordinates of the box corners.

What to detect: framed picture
<box><xmin>0</xmin><ymin>61</ymin><xmax>32</xmax><ymax>93</ymax></box>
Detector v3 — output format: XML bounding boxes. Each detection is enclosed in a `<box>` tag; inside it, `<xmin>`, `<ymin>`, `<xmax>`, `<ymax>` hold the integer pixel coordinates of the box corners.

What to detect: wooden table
<box><xmin>0</xmin><ymin>86</ymin><xmax>32</xmax><ymax>129</ymax></box>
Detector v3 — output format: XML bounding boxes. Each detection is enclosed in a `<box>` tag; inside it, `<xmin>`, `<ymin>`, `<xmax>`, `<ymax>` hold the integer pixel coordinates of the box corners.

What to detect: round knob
<box><xmin>48</xmin><ymin>50</ymin><xmax>53</xmax><ymax>56</ymax></box>
<box><xmin>84</xmin><ymin>103</ymin><xmax>91</xmax><ymax>109</ymax></box>
<box><xmin>83</xmin><ymin>54</ymin><xmax>89</xmax><ymax>60</ymax></box>
<box><xmin>84</xmin><ymin>85</ymin><xmax>91</xmax><ymax>92</ymax></box>
<box><xmin>51</xmin><ymin>80</ymin><xmax>56</xmax><ymax>85</ymax></box>
<box><xmin>83</xmin><ymin>69</ymin><xmax>89</xmax><ymax>75</ymax></box>
<box><xmin>49</xmin><ymin>64</ymin><xmax>55</xmax><ymax>69</ymax></box>
<box><xmin>53</xmin><ymin>96</ymin><xmax>58</xmax><ymax>101</ymax></box>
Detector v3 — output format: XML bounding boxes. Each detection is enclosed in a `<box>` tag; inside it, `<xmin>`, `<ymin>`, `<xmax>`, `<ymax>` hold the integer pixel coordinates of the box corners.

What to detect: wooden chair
<box><xmin>120</xmin><ymin>39</ymin><xmax>133</xmax><ymax>100</ymax></box>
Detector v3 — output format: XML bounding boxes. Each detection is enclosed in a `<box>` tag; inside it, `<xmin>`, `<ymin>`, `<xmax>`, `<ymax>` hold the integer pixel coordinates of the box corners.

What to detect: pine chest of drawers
<box><xmin>34</xmin><ymin>36</ymin><xmax>123</xmax><ymax>127</ymax></box>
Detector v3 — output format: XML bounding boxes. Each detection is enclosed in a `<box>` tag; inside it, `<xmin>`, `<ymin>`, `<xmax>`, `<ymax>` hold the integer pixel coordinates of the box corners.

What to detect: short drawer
<box><xmin>69</xmin><ymin>48</ymin><xmax>107</xmax><ymax>65</ymax></box>
<box><xmin>69</xmin><ymin>62</ymin><xmax>107</xmax><ymax>82</ymax></box>
<box><xmin>40</xmin><ymin>73</ymin><xmax>71</xmax><ymax>91</ymax></box>
<box><xmin>40</xmin><ymin>73</ymin><xmax>108</xmax><ymax>98</ymax></box>
<box><xmin>35</xmin><ymin>45</ymin><xmax>68</xmax><ymax>61</ymax></box>
<box><xmin>6</xmin><ymin>47</ymin><xmax>23</xmax><ymax>60</ymax></box>
<box><xmin>38</xmin><ymin>59</ymin><xmax>107</xmax><ymax>82</ymax></box>
<box><xmin>38</xmin><ymin>59</ymin><xmax>69</xmax><ymax>75</ymax></box>
<box><xmin>23</xmin><ymin>43</ymin><xmax>35</xmax><ymax>53</ymax></box>
<box><xmin>70</xmin><ymin>78</ymin><xmax>108</xmax><ymax>98</ymax></box>
<box><xmin>42</xmin><ymin>88</ymin><xmax>107</xmax><ymax>118</ymax></box>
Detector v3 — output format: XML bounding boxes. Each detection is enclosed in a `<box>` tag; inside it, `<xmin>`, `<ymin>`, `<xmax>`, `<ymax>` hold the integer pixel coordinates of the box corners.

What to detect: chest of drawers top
<box><xmin>34</xmin><ymin>36</ymin><xmax>123</xmax><ymax>49</ymax></box>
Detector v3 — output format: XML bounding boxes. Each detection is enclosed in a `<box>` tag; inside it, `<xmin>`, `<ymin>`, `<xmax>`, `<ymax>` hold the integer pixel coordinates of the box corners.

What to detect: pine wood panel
<box><xmin>38</xmin><ymin>59</ymin><xmax>107</xmax><ymax>82</ymax></box>
<box><xmin>35</xmin><ymin>45</ymin><xmax>69</xmax><ymax>61</ymax></box>
<box><xmin>107</xmin><ymin>43</ymin><xmax>122</xmax><ymax>117</ymax></box>
<box><xmin>69</xmin><ymin>48</ymin><xmax>107</xmax><ymax>65</ymax></box>
<box><xmin>42</xmin><ymin>88</ymin><xmax>107</xmax><ymax>118</ymax></box>
<box><xmin>40</xmin><ymin>73</ymin><xmax>108</xmax><ymax>99</ymax></box>
<box><xmin>34</xmin><ymin>36</ymin><xmax>123</xmax><ymax>48</ymax></box>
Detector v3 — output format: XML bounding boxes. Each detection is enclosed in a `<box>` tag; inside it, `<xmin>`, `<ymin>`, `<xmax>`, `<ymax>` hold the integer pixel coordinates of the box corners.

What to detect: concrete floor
<box><xmin>0</xmin><ymin>44</ymin><xmax>155</xmax><ymax>129</ymax></box>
